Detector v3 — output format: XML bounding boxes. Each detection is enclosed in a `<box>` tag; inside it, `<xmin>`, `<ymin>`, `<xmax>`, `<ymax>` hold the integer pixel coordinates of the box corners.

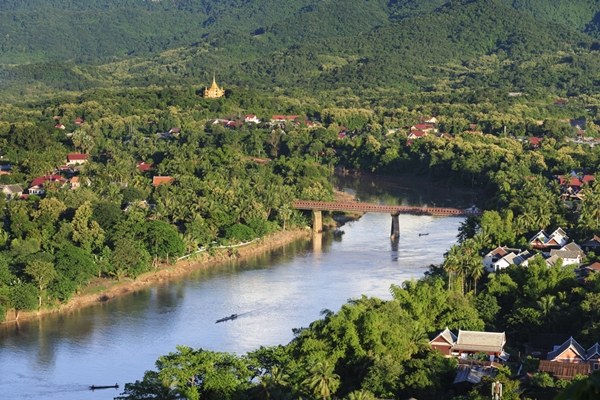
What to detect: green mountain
<box><xmin>0</xmin><ymin>0</ymin><xmax>598</xmax><ymax>98</ymax></box>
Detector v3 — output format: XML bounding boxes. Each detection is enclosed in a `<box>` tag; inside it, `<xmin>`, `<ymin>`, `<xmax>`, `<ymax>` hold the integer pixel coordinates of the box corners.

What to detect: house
<box><xmin>0</xmin><ymin>164</ymin><xmax>12</xmax><ymax>175</ymax></box>
<box><xmin>169</xmin><ymin>128</ymin><xmax>181</xmax><ymax>135</ymax></box>
<box><xmin>484</xmin><ymin>247</ymin><xmax>519</xmax><ymax>271</ymax></box>
<box><xmin>152</xmin><ymin>176</ymin><xmax>174</xmax><ymax>187</ymax></box>
<box><xmin>557</xmin><ymin>174</ymin><xmax>595</xmax><ymax>200</ymax></box>
<box><xmin>546</xmin><ymin>250</ymin><xmax>582</xmax><ymax>267</ymax></box>
<box><xmin>581</xmin><ymin>235</ymin><xmax>600</xmax><ymax>253</ymax></box>
<box><xmin>244</xmin><ymin>114</ymin><xmax>261</xmax><ymax>124</ymax></box>
<box><xmin>430</xmin><ymin>329</ymin><xmax>508</xmax><ymax>362</ymax></box>
<box><xmin>69</xmin><ymin>176</ymin><xmax>80</xmax><ymax>190</ymax></box>
<box><xmin>538</xmin><ymin>337</ymin><xmax>600</xmax><ymax>379</ymax></box>
<box><xmin>423</xmin><ymin>116</ymin><xmax>438</xmax><ymax>124</ymax></box>
<box><xmin>0</xmin><ymin>184</ymin><xmax>23</xmax><ymax>199</ymax></box>
<box><xmin>528</xmin><ymin>228</ymin><xmax>569</xmax><ymax>250</ymax></box>
<box><xmin>453</xmin><ymin>330</ymin><xmax>508</xmax><ymax>361</ymax></box>
<box><xmin>528</xmin><ymin>137</ymin><xmax>543</xmax><ymax>149</ymax></box>
<box><xmin>271</xmin><ymin>115</ymin><xmax>300</xmax><ymax>123</ymax></box>
<box><xmin>410</xmin><ymin>123</ymin><xmax>437</xmax><ymax>133</ymax></box>
<box><xmin>54</xmin><ymin>123</ymin><xmax>66</xmax><ymax>130</ymax></box>
<box><xmin>74</xmin><ymin>117</ymin><xmax>84</xmax><ymax>125</ymax></box>
<box><xmin>436</xmin><ymin>132</ymin><xmax>453</xmax><ymax>139</ymax></box>
<box><xmin>28</xmin><ymin>175</ymin><xmax>64</xmax><ymax>195</ymax></box>
<box><xmin>137</xmin><ymin>161</ymin><xmax>153</xmax><ymax>173</ymax></box>
<box><xmin>407</xmin><ymin>130</ymin><xmax>427</xmax><ymax>139</ymax></box>
<box><xmin>429</xmin><ymin>327</ymin><xmax>458</xmax><ymax>357</ymax></box>
<box><xmin>583</xmin><ymin>262</ymin><xmax>600</xmax><ymax>274</ymax></box>
<box><xmin>66</xmin><ymin>153</ymin><xmax>89</xmax><ymax>166</ymax></box>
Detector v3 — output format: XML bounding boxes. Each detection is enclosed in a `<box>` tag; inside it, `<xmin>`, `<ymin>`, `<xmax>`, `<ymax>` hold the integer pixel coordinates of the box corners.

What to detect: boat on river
<box><xmin>418</xmin><ymin>233</ymin><xmax>430</xmax><ymax>236</ymax></box>
<box><xmin>215</xmin><ymin>314</ymin><xmax>238</xmax><ymax>323</ymax></box>
<box><xmin>89</xmin><ymin>383</ymin><xmax>119</xmax><ymax>390</ymax></box>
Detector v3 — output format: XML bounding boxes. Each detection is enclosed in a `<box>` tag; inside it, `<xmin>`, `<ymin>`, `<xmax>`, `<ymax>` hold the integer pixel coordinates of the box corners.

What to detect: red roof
<box><xmin>30</xmin><ymin>174</ymin><xmax>63</xmax><ymax>187</ymax></box>
<box><xmin>410</xmin><ymin>130</ymin><xmax>426</xmax><ymax>138</ymax></box>
<box><xmin>152</xmin><ymin>176</ymin><xmax>174</xmax><ymax>187</ymax></box>
<box><xmin>413</xmin><ymin>123</ymin><xmax>435</xmax><ymax>130</ymax></box>
<box><xmin>582</xmin><ymin>175</ymin><xmax>595</xmax><ymax>184</ymax></box>
<box><xmin>137</xmin><ymin>162</ymin><xmax>153</xmax><ymax>172</ymax></box>
<box><xmin>529</xmin><ymin>137</ymin><xmax>542</xmax><ymax>146</ymax></box>
<box><xmin>67</xmin><ymin>153</ymin><xmax>89</xmax><ymax>162</ymax></box>
<box><xmin>271</xmin><ymin>115</ymin><xmax>299</xmax><ymax>121</ymax></box>
<box><xmin>74</xmin><ymin>117</ymin><xmax>84</xmax><ymax>125</ymax></box>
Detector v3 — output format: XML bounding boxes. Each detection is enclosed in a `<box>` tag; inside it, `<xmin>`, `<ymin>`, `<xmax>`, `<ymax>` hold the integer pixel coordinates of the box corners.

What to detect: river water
<box><xmin>0</xmin><ymin>174</ymin><xmax>477</xmax><ymax>400</ymax></box>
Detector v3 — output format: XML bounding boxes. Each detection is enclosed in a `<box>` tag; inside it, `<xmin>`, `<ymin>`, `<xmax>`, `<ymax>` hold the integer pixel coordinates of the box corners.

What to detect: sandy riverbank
<box><xmin>2</xmin><ymin>228</ymin><xmax>312</xmax><ymax>324</ymax></box>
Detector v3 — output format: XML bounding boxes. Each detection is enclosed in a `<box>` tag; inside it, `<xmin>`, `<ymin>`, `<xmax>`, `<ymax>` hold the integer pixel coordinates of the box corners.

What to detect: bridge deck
<box><xmin>293</xmin><ymin>200</ymin><xmax>478</xmax><ymax>217</ymax></box>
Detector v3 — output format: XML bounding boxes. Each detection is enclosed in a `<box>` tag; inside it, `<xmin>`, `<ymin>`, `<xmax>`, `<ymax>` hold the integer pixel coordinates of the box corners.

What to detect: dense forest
<box><xmin>0</xmin><ymin>0</ymin><xmax>600</xmax><ymax>398</ymax></box>
<box><xmin>0</xmin><ymin>0</ymin><xmax>599</xmax><ymax>99</ymax></box>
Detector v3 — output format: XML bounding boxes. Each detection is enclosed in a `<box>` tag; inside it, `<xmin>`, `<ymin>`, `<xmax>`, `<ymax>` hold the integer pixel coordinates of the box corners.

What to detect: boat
<box><xmin>418</xmin><ymin>233</ymin><xmax>430</xmax><ymax>236</ymax></box>
<box><xmin>89</xmin><ymin>383</ymin><xmax>119</xmax><ymax>390</ymax></box>
<box><xmin>215</xmin><ymin>314</ymin><xmax>238</xmax><ymax>323</ymax></box>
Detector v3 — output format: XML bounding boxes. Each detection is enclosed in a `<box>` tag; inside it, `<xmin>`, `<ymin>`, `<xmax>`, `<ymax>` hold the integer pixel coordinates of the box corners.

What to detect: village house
<box><xmin>528</xmin><ymin>228</ymin><xmax>569</xmax><ymax>250</ymax></box>
<box><xmin>0</xmin><ymin>184</ymin><xmax>23</xmax><ymax>199</ymax></box>
<box><xmin>430</xmin><ymin>328</ymin><xmax>508</xmax><ymax>362</ymax></box>
<box><xmin>152</xmin><ymin>176</ymin><xmax>175</xmax><ymax>187</ymax></box>
<box><xmin>538</xmin><ymin>337</ymin><xmax>600</xmax><ymax>379</ymax></box>
<box><xmin>546</xmin><ymin>242</ymin><xmax>585</xmax><ymax>267</ymax></box>
<box><xmin>407</xmin><ymin>130</ymin><xmax>427</xmax><ymax>140</ymax></box>
<box><xmin>66</xmin><ymin>153</ymin><xmax>89</xmax><ymax>166</ymax></box>
<box><xmin>69</xmin><ymin>176</ymin><xmax>80</xmax><ymax>190</ymax></box>
<box><xmin>581</xmin><ymin>235</ymin><xmax>600</xmax><ymax>253</ymax></box>
<box><xmin>74</xmin><ymin>117</ymin><xmax>84</xmax><ymax>125</ymax></box>
<box><xmin>137</xmin><ymin>161</ymin><xmax>153</xmax><ymax>173</ymax></box>
<box><xmin>244</xmin><ymin>114</ymin><xmax>261</xmax><ymax>124</ymax></box>
<box><xmin>28</xmin><ymin>175</ymin><xmax>65</xmax><ymax>195</ymax></box>
<box><xmin>410</xmin><ymin>123</ymin><xmax>437</xmax><ymax>134</ymax></box>
<box><xmin>483</xmin><ymin>246</ymin><xmax>530</xmax><ymax>272</ymax></box>
<box><xmin>270</xmin><ymin>115</ymin><xmax>300</xmax><ymax>125</ymax></box>
<box><xmin>557</xmin><ymin>173</ymin><xmax>595</xmax><ymax>200</ymax></box>
<box><xmin>528</xmin><ymin>137</ymin><xmax>543</xmax><ymax>149</ymax></box>
<box><xmin>0</xmin><ymin>164</ymin><xmax>12</xmax><ymax>175</ymax></box>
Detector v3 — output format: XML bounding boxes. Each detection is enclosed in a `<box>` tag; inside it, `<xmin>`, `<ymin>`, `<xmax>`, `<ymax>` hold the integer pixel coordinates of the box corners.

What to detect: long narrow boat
<box><xmin>215</xmin><ymin>313</ymin><xmax>238</xmax><ymax>323</ymax></box>
<box><xmin>90</xmin><ymin>383</ymin><xmax>119</xmax><ymax>390</ymax></box>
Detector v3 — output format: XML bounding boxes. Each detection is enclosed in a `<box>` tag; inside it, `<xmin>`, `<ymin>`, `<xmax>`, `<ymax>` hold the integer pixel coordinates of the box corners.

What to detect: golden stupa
<box><xmin>203</xmin><ymin>75</ymin><xmax>225</xmax><ymax>98</ymax></box>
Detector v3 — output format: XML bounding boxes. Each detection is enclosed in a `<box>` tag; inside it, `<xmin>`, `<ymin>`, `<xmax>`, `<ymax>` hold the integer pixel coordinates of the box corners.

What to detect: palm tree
<box><xmin>302</xmin><ymin>360</ymin><xmax>340</xmax><ymax>400</ymax></box>
<box><xmin>537</xmin><ymin>294</ymin><xmax>556</xmax><ymax>319</ymax></box>
<box><xmin>345</xmin><ymin>390</ymin><xmax>376</xmax><ymax>400</ymax></box>
<box><xmin>260</xmin><ymin>366</ymin><xmax>289</xmax><ymax>400</ymax></box>
<box><xmin>443</xmin><ymin>245</ymin><xmax>461</xmax><ymax>291</ymax></box>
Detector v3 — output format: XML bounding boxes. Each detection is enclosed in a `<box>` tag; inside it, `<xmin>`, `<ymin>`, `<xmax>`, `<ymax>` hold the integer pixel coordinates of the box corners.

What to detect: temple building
<box><xmin>204</xmin><ymin>75</ymin><xmax>225</xmax><ymax>98</ymax></box>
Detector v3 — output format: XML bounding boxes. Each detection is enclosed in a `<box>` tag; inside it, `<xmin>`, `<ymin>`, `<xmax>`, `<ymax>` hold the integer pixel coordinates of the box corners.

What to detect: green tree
<box><xmin>71</xmin><ymin>201</ymin><xmax>105</xmax><ymax>252</ymax></box>
<box><xmin>24</xmin><ymin>259</ymin><xmax>56</xmax><ymax>308</ymax></box>
<box><xmin>302</xmin><ymin>360</ymin><xmax>340</xmax><ymax>400</ymax></box>
<box><xmin>9</xmin><ymin>282</ymin><xmax>37</xmax><ymax>320</ymax></box>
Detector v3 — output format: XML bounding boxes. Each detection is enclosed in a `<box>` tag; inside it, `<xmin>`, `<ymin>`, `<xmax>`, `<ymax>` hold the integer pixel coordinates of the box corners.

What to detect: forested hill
<box><xmin>0</xmin><ymin>0</ymin><xmax>599</xmax><ymax>98</ymax></box>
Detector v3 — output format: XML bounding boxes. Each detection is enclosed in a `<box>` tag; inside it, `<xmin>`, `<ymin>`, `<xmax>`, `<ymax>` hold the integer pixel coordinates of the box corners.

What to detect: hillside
<box><xmin>0</xmin><ymin>0</ymin><xmax>598</xmax><ymax>99</ymax></box>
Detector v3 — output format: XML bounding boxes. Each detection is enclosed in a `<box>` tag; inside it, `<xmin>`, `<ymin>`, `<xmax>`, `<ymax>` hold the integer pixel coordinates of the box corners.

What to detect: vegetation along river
<box><xmin>0</xmin><ymin>174</ymin><xmax>478</xmax><ymax>400</ymax></box>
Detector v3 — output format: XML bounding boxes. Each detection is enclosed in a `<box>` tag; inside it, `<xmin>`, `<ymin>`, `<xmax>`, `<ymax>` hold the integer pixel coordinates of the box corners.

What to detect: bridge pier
<box><xmin>390</xmin><ymin>212</ymin><xmax>400</xmax><ymax>241</ymax></box>
<box><xmin>312</xmin><ymin>210</ymin><xmax>323</xmax><ymax>234</ymax></box>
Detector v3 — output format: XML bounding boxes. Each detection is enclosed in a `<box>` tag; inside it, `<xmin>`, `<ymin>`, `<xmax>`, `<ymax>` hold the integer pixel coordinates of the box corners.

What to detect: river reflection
<box><xmin>0</xmin><ymin>174</ymin><xmax>477</xmax><ymax>400</ymax></box>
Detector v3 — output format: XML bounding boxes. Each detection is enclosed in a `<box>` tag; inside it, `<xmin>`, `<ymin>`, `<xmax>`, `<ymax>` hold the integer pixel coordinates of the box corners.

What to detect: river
<box><xmin>0</xmin><ymin>174</ymin><xmax>477</xmax><ymax>400</ymax></box>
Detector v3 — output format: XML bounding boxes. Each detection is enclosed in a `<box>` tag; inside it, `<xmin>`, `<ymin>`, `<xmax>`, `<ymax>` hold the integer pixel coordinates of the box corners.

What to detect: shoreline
<box><xmin>2</xmin><ymin>228</ymin><xmax>312</xmax><ymax>325</ymax></box>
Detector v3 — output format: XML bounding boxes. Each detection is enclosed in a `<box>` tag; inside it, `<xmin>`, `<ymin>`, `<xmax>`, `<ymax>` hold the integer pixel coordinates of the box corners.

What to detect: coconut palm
<box><xmin>302</xmin><ymin>360</ymin><xmax>340</xmax><ymax>400</ymax></box>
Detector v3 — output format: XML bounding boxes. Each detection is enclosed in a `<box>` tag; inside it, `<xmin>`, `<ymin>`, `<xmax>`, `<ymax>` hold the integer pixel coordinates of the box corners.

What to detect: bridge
<box><xmin>293</xmin><ymin>200</ymin><xmax>479</xmax><ymax>240</ymax></box>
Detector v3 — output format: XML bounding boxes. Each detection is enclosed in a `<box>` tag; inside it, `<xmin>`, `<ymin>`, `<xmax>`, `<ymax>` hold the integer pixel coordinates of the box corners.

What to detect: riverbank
<box><xmin>2</xmin><ymin>228</ymin><xmax>312</xmax><ymax>324</ymax></box>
